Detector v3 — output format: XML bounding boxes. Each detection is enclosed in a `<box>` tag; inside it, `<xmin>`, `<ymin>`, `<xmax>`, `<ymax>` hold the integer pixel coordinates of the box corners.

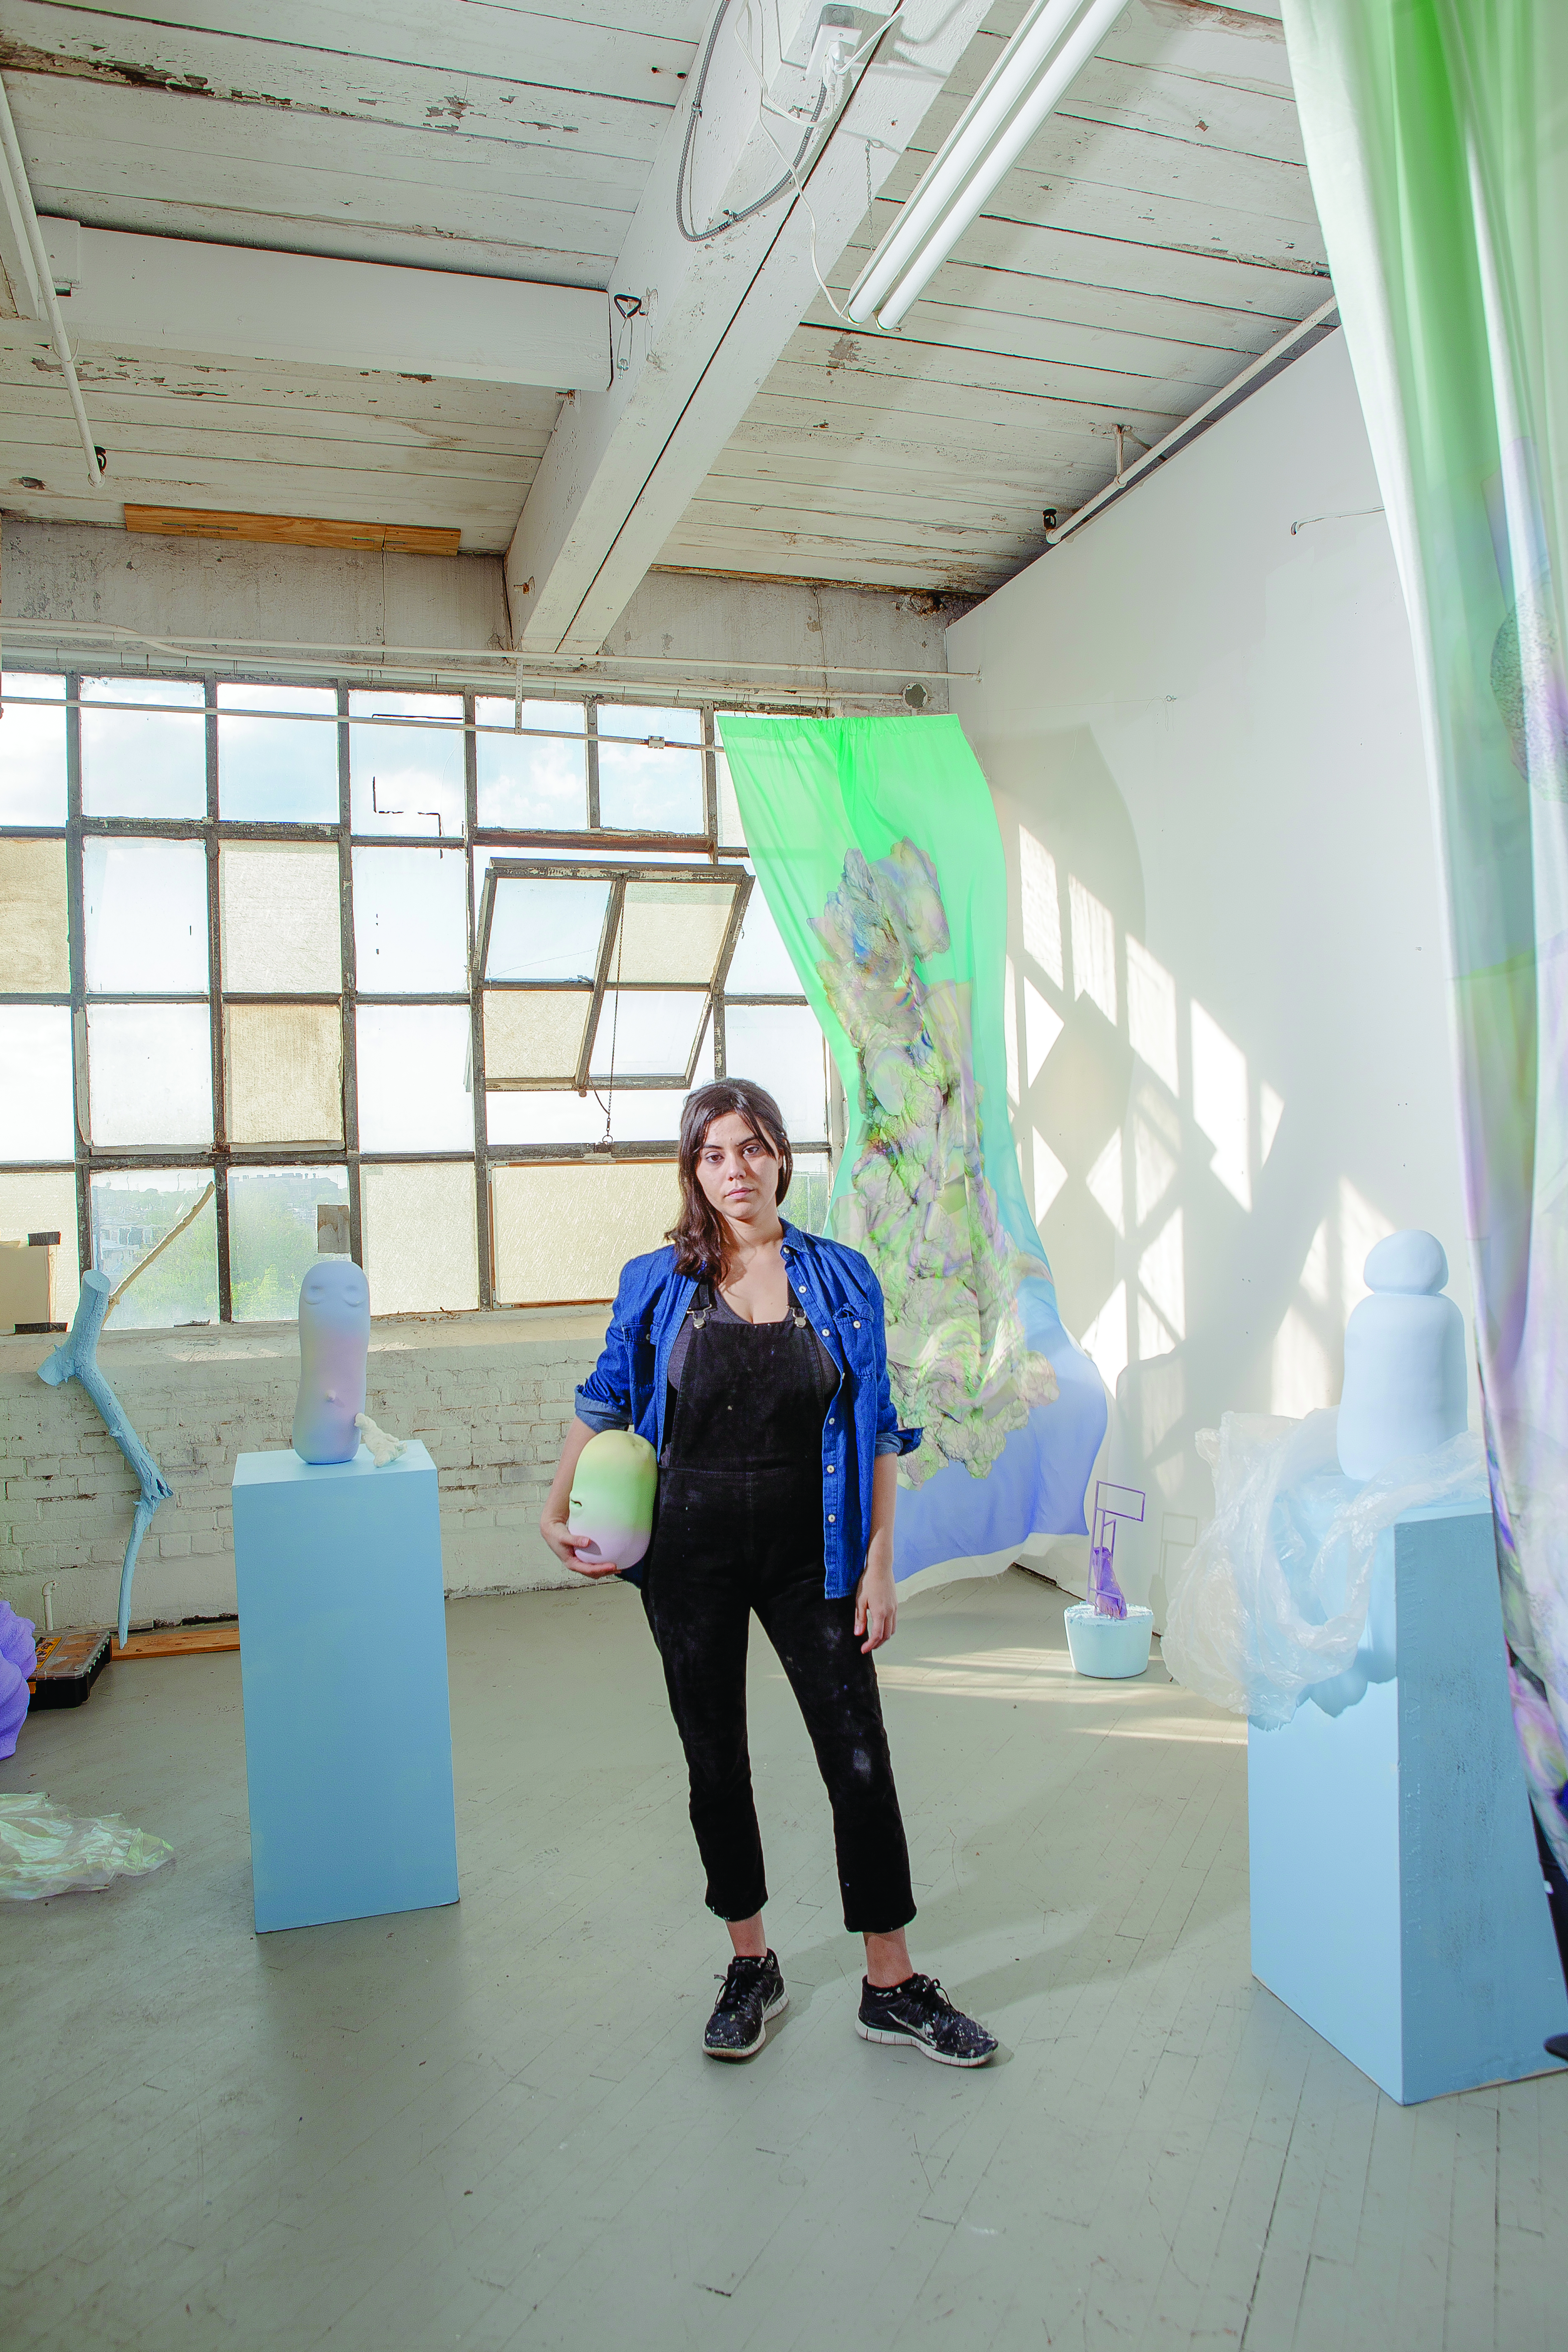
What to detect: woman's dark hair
<box><xmin>668</xmin><ymin>1079</ymin><xmax>793</xmax><ymax>1279</ymax></box>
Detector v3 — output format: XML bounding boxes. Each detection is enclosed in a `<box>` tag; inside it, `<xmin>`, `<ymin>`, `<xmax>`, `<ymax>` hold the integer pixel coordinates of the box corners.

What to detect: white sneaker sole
<box><xmin>705</xmin><ymin>1984</ymin><xmax>789</xmax><ymax>2061</ymax></box>
<box><xmin>856</xmin><ymin>2018</ymin><xmax>996</xmax><ymax>2067</ymax></box>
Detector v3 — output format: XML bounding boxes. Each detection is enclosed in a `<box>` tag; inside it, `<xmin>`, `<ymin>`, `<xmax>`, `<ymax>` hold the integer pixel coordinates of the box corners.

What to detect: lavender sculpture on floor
<box><xmin>39</xmin><ymin>1272</ymin><xmax>172</xmax><ymax>1650</ymax></box>
<box><xmin>0</xmin><ymin>1600</ymin><xmax>37</xmax><ymax>1760</ymax></box>
<box><xmin>293</xmin><ymin>1259</ymin><xmax>371</xmax><ymax>1465</ymax></box>
<box><xmin>1089</xmin><ymin>1479</ymin><xmax>1146</xmax><ymax>1619</ymax></box>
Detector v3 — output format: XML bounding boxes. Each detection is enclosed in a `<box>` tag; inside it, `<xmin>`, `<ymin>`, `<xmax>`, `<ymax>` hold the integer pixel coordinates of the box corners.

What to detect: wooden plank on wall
<box><xmin>124</xmin><ymin>507</ymin><xmax>462</xmax><ymax>554</ymax></box>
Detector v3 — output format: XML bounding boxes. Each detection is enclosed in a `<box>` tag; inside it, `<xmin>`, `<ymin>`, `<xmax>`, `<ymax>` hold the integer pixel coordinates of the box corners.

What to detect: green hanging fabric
<box><xmin>720</xmin><ymin>713</ymin><xmax>1105</xmax><ymax>1579</ymax></box>
<box><xmin>1281</xmin><ymin>0</ymin><xmax>1568</xmax><ymax>1863</ymax></box>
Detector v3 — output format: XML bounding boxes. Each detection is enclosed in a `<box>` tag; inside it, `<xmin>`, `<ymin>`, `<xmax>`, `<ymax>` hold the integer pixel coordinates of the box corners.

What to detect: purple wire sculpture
<box><xmin>1089</xmin><ymin>1479</ymin><xmax>1146</xmax><ymax>1619</ymax></box>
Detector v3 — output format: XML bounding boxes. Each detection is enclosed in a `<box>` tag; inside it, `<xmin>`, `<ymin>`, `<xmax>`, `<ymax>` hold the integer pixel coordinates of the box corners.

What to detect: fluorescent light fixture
<box><xmin>846</xmin><ymin>0</ymin><xmax>1129</xmax><ymax>329</ymax></box>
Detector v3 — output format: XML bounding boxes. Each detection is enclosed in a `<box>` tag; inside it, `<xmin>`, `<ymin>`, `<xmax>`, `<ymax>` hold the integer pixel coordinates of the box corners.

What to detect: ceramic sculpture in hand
<box><xmin>567</xmin><ymin>1428</ymin><xmax>658</xmax><ymax>1571</ymax></box>
<box><xmin>1336</xmin><ymin>1230</ymin><xmax>1468</xmax><ymax>1479</ymax></box>
<box><xmin>292</xmin><ymin>1259</ymin><xmax>371</xmax><ymax>1465</ymax></box>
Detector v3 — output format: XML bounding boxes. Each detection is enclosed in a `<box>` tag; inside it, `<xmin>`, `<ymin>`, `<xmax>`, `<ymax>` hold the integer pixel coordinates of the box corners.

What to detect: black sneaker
<box><xmin>704</xmin><ymin>1949</ymin><xmax>788</xmax><ymax>2059</ymax></box>
<box><xmin>857</xmin><ymin>1973</ymin><xmax>998</xmax><ymax>2067</ymax></box>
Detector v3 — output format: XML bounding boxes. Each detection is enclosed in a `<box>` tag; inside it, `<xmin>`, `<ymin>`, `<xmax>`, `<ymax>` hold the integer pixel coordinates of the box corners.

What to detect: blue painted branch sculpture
<box><xmin>39</xmin><ymin>1271</ymin><xmax>171</xmax><ymax>1648</ymax></box>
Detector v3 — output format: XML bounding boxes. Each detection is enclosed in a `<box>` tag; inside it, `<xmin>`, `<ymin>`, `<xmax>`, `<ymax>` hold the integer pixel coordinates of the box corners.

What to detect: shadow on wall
<box><xmin>980</xmin><ymin>728</ymin><xmax>1395</xmax><ymax>1618</ymax></box>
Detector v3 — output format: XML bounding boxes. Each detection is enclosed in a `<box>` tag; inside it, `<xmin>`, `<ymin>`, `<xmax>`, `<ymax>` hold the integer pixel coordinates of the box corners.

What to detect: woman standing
<box><xmin>540</xmin><ymin>1078</ymin><xmax>997</xmax><ymax>2068</ymax></box>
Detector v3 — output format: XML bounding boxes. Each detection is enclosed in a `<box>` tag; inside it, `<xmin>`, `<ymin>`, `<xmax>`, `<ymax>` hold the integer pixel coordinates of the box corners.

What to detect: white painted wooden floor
<box><xmin>3</xmin><ymin>1570</ymin><xmax>1564</xmax><ymax>2350</ymax></box>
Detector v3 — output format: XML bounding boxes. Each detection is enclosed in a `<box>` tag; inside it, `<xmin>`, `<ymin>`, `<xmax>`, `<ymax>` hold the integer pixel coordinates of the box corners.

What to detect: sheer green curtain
<box><xmin>1281</xmin><ymin>0</ymin><xmax>1568</xmax><ymax>1861</ymax></box>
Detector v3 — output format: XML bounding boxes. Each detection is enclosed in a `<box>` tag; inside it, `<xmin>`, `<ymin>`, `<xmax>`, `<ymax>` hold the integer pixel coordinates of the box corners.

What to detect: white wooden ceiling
<box><xmin>0</xmin><ymin>1</ymin><xmax>1325</xmax><ymax>600</ymax></box>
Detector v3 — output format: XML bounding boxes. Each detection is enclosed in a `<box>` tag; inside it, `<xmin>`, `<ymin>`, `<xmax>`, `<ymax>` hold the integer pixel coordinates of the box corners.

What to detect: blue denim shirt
<box><xmin>573</xmin><ymin>1222</ymin><xmax>920</xmax><ymax>1598</ymax></box>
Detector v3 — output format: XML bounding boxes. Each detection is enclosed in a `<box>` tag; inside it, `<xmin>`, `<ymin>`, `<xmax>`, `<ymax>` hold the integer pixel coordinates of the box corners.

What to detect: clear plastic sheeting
<box><xmin>1162</xmin><ymin>1410</ymin><xmax>1488</xmax><ymax>1728</ymax></box>
<box><xmin>0</xmin><ymin>1793</ymin><xmax>173</xmax><ymax>1901</ymax></box>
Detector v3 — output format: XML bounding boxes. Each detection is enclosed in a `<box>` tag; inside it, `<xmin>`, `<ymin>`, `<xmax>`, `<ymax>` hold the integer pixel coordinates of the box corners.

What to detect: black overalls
<box><xmin>641</xmin><ymin>1280</ymin><xmax>916</xmax><ymax>1934</ymax></box>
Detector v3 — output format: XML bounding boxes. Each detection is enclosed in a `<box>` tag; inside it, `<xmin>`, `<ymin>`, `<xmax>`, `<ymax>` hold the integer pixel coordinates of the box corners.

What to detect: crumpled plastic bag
<box><xmin>1161</xmin><ymin>1408</ymin><xmax>1487</xmax><ymax>1727</ymax></box>
<box><xmin>0</xmin><ymin>1792</ymin><xmax>173</xmax><ymax>1900</ymax></box>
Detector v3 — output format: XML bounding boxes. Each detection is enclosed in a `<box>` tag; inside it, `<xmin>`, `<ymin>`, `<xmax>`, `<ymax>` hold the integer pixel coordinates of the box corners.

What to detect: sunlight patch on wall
<box><xmin>1133</xmin><ymin>1088</ymin><xmax>1179</xmax><ymax>1226</ymax></box>
<box><xmin>1032</xmin><ymin>1129</ymin><xmax>1068</xmax><ymax>1220</ymax></box>
<box><xmin>1139</xmin><ymin>1206</ymin><xmax>1185</xmax><ymax>1342</ymax></box>
<box><xmin>1260</xmin><ymin>1079</ymin><xmax>1285</xmax><ymax>1165</ymax></box>
<box><xmin>1191</xmin><ymin>999</ymin><xmax>1251</xmax><ymax>1210</ymax></box>
<box><xmin>1086</xmin><ymin>1128</ymin><xmax>1125</xmax><ymax>1235</ymax></box>
<box><xmin>1069</xmin><ymin>875</ymin><xmax>1117</xmax><ymax>1026</ymax></box>
<box><xmin>1127</xmin><ymin>935</ymin><xmax>1179</xmax><ymax>1093</ymax></box>
<box><xmin>1081</xmin><ymin>1279</ymin><xmax>1128</xmax><ymax>1394</ymax></box>
<box><xmin>1004</xmin><ymin>953</ymin><xmax>1020</xmax><ymax>1106</ymax></box>
<box><xmin>1024</xmin><ymin>975</ymin><xmax>1063</xmax><ymax>1084</ymax></box>
<box><xmin>1271</xmin><ymin>1302</ymin><xmax>1334</xmax><ymax>1415</ymax></box>
<box><xmin>1020</xmin><ymin>828</ymin><xmax>1064</xmax><ymax>986</ymax></box>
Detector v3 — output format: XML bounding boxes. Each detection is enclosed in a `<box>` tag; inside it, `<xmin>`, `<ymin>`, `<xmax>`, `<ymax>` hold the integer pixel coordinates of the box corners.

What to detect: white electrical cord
<box><xmin>0</xmin><ymin>74</ymin><xmax>102</xmax><ymax>489</ymax></box>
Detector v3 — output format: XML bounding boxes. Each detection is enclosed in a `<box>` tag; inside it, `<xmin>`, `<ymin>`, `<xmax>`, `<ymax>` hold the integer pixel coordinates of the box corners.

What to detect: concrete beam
<box><xmin>506</xmin><ymin>0</ymin><xmax>993</xmax><ymax>655</ymax></box>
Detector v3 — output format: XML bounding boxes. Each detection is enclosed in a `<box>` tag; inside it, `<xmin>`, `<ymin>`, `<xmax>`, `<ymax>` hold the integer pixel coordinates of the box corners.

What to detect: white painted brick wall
<box><xmin>0</xmin><ymin>1305</ymin><xmax>611</xmax><ymax>1631</ymax></box>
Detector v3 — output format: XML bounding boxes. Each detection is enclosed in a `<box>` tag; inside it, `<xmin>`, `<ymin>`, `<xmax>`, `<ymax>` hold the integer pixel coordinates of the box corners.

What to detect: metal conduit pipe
<box><xmin>0</xmin><ymin>74</ymin><xmax>102</xmax><ymax>492</ymax></box>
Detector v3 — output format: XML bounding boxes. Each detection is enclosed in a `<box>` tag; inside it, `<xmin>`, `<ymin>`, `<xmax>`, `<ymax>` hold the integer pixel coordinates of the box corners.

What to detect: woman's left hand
<box><xmin>854</xmin><ymin>1554</ymin><xmax>898</xmax><ymax>1654</ymax></box>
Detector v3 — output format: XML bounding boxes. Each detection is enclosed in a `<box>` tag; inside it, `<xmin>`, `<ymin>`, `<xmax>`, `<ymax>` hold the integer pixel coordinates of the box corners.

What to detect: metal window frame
<box><xmin>0</xmin><ymin>671</ymin><xmax>831</xmax><ymax>1325</ymax></box>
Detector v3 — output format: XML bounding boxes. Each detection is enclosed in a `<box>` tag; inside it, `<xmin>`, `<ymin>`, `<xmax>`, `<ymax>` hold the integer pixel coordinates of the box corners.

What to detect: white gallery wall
<box><xmin>949</xmin><ymin>331</ymin><xmax>1472</xmax><ymax>1616</ymax></box>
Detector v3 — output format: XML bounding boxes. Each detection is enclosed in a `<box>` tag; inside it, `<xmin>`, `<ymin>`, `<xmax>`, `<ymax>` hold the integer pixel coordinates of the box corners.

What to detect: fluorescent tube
<box><xmin>846</xmin><ymin>0</ymin><xmax>1129</xmax><ymax>329</ymax></box>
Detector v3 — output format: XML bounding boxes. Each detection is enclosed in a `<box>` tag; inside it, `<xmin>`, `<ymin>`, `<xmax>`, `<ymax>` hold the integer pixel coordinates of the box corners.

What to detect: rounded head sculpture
<box><xmin>1337</xmin><ymin>1228</ymin><xmax>1467</xmax><ymax>1480</ymax></box>
<box><xmin>567</xmin><ymin>1428</ymin><xmax>658</xmax><ymax>1571</ymax></box>
<box><xmin>293</xmin><ymin>1259</ymin><xmax>372</xmax><ymax>1466</ymax></box>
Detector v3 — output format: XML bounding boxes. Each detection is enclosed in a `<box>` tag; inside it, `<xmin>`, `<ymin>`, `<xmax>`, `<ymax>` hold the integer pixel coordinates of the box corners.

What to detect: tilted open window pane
<box><xmin>84</xmin><ymin>837</ymin><xmax>209</xmax><ymax>995</ymax></box>
<box><xmin>491</xmin><ymin>1160</ymin><xmax>680</xmax><ymax>1305</ymax></box>
<box><xmin>0</xmin><ymin>837</ymin><xmax>70</xmax><ymax>993</ymax></box>
<box><xmin>589</xmin><ymin>990</ymin><xmax>709</xmax><ymax>1083</ymax></box>
<box><xmin>89</xmin><ymin>1171</ymin><xmax>218</xmax><ymax>1329</ymax></box>
<box><xmin>220</xmin><ymin>843</ymin><xmax>341</xmax><ymax>994</ymax></box>
<box><xmin>228</xmin><ymin>1165</ymin><xmax>349</xmax><ymax>1321</ymax></box>
<box><xmin>484</xmin><ymin>876</ymin><xmax>610</xmax><ymax>982</ymax></box>
<box><xmin>348</xmin><ymin>691</ymin><xmax>465</xmax><ymax>840</ymax></box>
<box><xmin>81</xmin><ymin>678</ymin><xmax>206</xmax><ymax>819</ymax></box>
<box><xmin>224</xmin><ymin>1003</ymin><xmax>343</xmax><ymax>1147</ymax></box>
<box><xmin>217</xmin><ymin>683</ymin><xmax>339</xmax><ymax>822</ymax></box>
<box><xmin>0</xmin><ymin>674</ymin><xmax>67</xmax><ymax>824</ymax></box>
<box><xmin>596</xmin><ymin>739</ymin><xmax>704</xmax><ymax>834</ymax></box>
<box><xmin>353</xmin><ymin>846</ymin><xmax>468</xmax><ymax>993</ymax></box>
<box><xmin>475</xmin><ymin>697</ymin><xmax>587</xmax><ymax>830</ymax></box>
<box><xmin>597</xmin><ymin>703</ymin><xmax>703</xmax><ymax>744</ymax></box>
<box><xmin>616</xmin><ymin>879</ymin><xmax>739</xmax><ymax>985</ymax></box>
<box><xmin>356</xmin><ymin>1004</ymin><xmax>472</xmax><ymax>1150</ymax></box>
<box><xmin>87</xmin><ymin>1003</ymin><xmax>212</xmax><ymax>1147</ymax></box>
<box><xmin>482</xmin><ymin>989</ymin><xmax>593</xmax><ymax>1087</ymax></box>
<box><xmin>0</xmin><ymin>1006</ymin><xmax>75</xmax><ymax>1160</ymax></box>
<box><xmin>0</xmin><ymin>1169</ymin><xmax>80</xmax><ymax>1324</ymax></box>
<box><xmin>786</xmin><ymin>1150</ymin><xmax>833</xmax><ymax>1237</ymax></box>
<box><xmin>724</xmin><ymin>1004</ymin><xmax>828</xmax><ymax>1141</ymax></box>
<box><xmin>361</xmin><ymin>1160</ymin><xmax>478</xmax><ymax>1314</ymax></box>
<box><xmin>724</xmin><ymin>875</ymin><xmax>800</xmax><ymax>994</ymax></box>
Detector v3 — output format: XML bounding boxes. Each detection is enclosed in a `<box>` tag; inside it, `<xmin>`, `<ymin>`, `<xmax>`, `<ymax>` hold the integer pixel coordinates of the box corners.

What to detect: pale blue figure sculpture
<box><xmin>293</xmin><ymin>1259</ymin><xmax>371</xmax><ymax>1465</ymax></box>
<box><xmin>1337</xmin><ymin>1231</ymin><xmax>1469</xmax><ymax>1479</ymax></box>
<box><xmin>39</xmin><ymin>1271</ymin><xmax>173</xmax><ymax>1649</ymax></box>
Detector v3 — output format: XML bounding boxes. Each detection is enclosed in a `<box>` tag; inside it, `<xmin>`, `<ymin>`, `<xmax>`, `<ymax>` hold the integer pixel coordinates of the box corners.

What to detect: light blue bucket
<box><xmin>1064</xmin><ymin>1603</ymin><xmax>1155</xmax><ymax>1679</ymax></box>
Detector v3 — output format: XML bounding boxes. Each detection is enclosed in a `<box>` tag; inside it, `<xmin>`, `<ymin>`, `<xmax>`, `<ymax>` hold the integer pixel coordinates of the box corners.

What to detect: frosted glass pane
<box><xmin>81</xmin><ymin>677</ymin><xmax>206</xmax><ymax>818</ymax></box>
<box><xmin>353</xmin><ymin>847</ymin><xmax>468</xmax><ymax>993</ymax></box>
<box><xmin>218</xmin><ymin>682</ymin><xmax>338</xmax><ymax>822</ymax></box>
<box><xmin>356</xmin><ymin>1004</ymin><xmax>472</xmax><ymax>1149</ymax></box>
<box><xmin>475</xmin><ymin>697</ymin><xmax>587</xmax><ymax>829</ymax></box>
<box><xmin>485</xmin><ymin>1022</ymin><xmax>711</xmax><ymax>1141</ymax></box>
<box><xmin>725</xmin><ymin>877</ymin><xmax>801</xmax><ymax>994</ymax></box>
<box><xmin>88</xmin><ymin>1003</ymin><xmax>212</xmax><ymax>1146</ymax></box>
<box><xmin>0</xmin><ymin>674</ymin><xmax>67</xmax><ymax>823</ymax></box>
<box><xmin>349</xmin><ymin>691</ymin><xmax>465</xmax><ymax>839</ymax></box>
<box><xmin>597</xmin><ymin>703</ymin><xmax>702</xmax><ymax>743</ymax></box>
<box><xmin>485</xmin><ymin>876</ymin><xmax>609</xmax><ymax>981</ymax></box>
<box><xmin>0</xmin><ymin>837</ymin><xmax>69</xmax><ymax>992</ymax></box>
<box><xmin>716</xmin><ymin>749</ymin><xmax>745</xmax><ymax>848</ymax></box>
<box><xmin>724</xmin><ymin>1004</ymin><xmax>827</xmax><ymax>1140</ymax></box>
<box><xmin>0</xmin><ymin>1169</ymin><xmax>80</xmax><ymax>1323</ymax></box>
<box><xmin>597</xmin><ymin>740</ymin><xmax>704</xmax><ymax>833</ymax></box>
<box><xmin>0</xmin><ymin>1006</ymin><xmax>75</xmax><ymax>1159</ymax></box>
<box><xmin>225</xmin><ymin>1002</ymin><xmax>343</xmax><ymax>1146</ymax></box>
<box><xmin>589</xmin><ymin>990</ymin><xmax>708</xmax><ymax>1081</ymax></box>
<box><xmin>616</xmin><ymin>880</ymin><xmax>738</xmax><ymax>984</ymax></box>
<box><xmin>84</xmin><ymin>838</ymin><xmax>208</xmax><ymax>994</ymax></box>
<box><xmin>785</xmin><ymin>1150</ymin><xmax>833</xmax><ymax>1236</ymax></box>
<box><xmin>483</xmin><ymin>989</ymin><xmax>592</xmax><ymax>1084</ymax></box>
<box><xmin>221</xmin><ymin>843</ymin><xmax>341</xmax><ymax>993</ymax></box>
<box><xmin>361</xmin><ymin>1160</ymin><xmax>478</xmax><ymax>1313</ymax></box>
<box><xmin>491</xmin><ymin>1160</ymin><xmax>680</xmax><ymax>1305</ymax></box>
<box><xmin>90</xmin><ymin>1171</ymin><xmax>217</xmax><ymax>1329</ymax></box>
<box><xmin>228</xmin><ymin>1165</ymin><xmax>348</xmax><ymax>1321</ymax></box>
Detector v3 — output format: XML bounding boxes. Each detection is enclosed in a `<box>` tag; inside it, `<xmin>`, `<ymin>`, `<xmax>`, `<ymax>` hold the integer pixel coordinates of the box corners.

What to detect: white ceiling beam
<box><xmin>506</xmin><ymin>0</ymin><xmax>996</xmax><ymax>655</ymax></box>
<box><xmin>44</xmin><ymin>226</ymin><xmax>610</xmax><ymax>391</ymax></box>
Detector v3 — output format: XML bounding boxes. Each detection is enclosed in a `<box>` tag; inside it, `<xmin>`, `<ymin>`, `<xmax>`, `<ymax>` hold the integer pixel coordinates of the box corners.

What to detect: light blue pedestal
<box><xmin>232</xmin><ymin>1442</ymin><xmax>459</xmax><ymax>1934</ymax></box>
<box><xmin>1249</xmin><ymin>1502</ymin><xmax>1566</xmax><ymax>2102</ymax></box>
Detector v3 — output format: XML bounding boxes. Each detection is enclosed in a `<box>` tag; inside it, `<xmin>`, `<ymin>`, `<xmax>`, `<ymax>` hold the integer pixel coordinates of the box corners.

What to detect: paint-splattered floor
<box><xmin>3</xmin><ymin>1569</ymin><xmax>1563</xmax><ymax>2349</ymax></box>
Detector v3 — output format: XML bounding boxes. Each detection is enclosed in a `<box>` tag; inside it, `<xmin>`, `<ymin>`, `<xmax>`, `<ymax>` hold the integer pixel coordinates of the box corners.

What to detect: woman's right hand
<box><xmin>539</xmin><ymin>1498</ymin><xmax>622</xmax><ymax>1578</ymax></box>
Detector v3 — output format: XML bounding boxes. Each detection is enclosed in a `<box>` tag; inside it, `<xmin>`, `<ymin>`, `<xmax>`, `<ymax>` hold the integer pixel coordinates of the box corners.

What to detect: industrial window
<box><xmin>0</xmin><ymin>675</ymin><xmax>836</xmax><ymax>1324</ymax></box>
